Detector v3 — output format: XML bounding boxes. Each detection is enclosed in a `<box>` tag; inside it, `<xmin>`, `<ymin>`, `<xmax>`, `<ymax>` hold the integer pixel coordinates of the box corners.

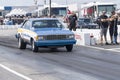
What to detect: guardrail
<box><xmin>0</xmin><ymin>25</ymin><xmax>19</xmax><ymax>29</ymax></box>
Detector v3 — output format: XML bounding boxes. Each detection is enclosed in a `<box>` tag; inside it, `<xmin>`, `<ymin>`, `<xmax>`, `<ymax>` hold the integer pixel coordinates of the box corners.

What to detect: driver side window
<box><xmin>23</xmin><ymin>21</ymin><xmax>31</xmax><ymax>29</ymax></box>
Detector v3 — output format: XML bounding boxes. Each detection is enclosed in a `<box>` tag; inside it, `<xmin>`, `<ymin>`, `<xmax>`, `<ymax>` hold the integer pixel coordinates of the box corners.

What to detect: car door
<box><xmin>21</xmin><ymin>20</ymin><xmax>31</xmax><ymax>43</ymax></box>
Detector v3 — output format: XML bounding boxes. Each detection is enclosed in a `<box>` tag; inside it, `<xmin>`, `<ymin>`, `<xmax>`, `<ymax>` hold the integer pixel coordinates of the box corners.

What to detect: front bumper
<box><xmin>35</xmin><ymin>39</ymin><xmax>76</xmax><ymax>47</ymax></box>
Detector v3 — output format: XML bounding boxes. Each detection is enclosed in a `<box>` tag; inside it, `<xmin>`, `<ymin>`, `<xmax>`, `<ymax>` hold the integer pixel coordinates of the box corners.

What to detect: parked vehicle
<box><xmin>118</xmin><ymin>20</ymin><xmax>120</xmax><ymax>25</ymax></box>
<box><xmin>76</xmin><ymin>18</ymin><xmax>99</xmax><ymax>29</ymax></box>
<box><xmin>15</xmin><ymin>18</ymin><xmax>76</xmax><ymax>52</ymax></box>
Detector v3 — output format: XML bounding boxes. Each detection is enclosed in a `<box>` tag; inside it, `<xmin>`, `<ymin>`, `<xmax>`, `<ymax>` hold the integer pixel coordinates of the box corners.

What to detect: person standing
<box><xmin>3</xmin><ymin>17</ymin><xmax>9</xmax><ymax>25</ymax></box>
<box><xmin>8</xmin><ymin>17</ymin><xmax>13</xmax><ymax>25</ymax></box>
<box><xmin>68</xmin><ymin>12</ymin><xmax>77</xmax><ymax>31</ymax></box>
<box><xmin>109</xmin><ymin>11</ymin><xmax>119</xmax><ymax>45</ymax></box>
<box><xmin>99</xmin><ymin>11</ymin><xmax>109</xmax><ymax>45</ymax></box>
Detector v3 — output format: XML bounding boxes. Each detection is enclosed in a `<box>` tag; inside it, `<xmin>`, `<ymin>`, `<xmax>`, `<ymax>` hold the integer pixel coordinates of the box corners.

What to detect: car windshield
<box><xmin>32</xmin><ymin>20</ymin><xmax>64</xmax><ymax>28</ymax></box>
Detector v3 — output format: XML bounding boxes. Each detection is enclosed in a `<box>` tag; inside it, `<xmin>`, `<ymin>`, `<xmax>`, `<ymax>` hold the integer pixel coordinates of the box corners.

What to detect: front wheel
<box><xmin>31</xmin><ymin>40</ymin><xmax>38</xmax><ymax>52</ymax></box>
<box><xmin>18</xmin><ymin>37</ymin><xmax>26</xmax><ymax>49</ymax></box>
<box><xmin>66</xmin><ymin>45</ymin><xmax>73</xmax><ymax>52</ymax></box>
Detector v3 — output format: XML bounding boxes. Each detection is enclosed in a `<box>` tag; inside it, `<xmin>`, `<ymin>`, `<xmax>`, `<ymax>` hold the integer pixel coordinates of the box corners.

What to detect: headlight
<box><xmin>38</xmin><ymin>36</ymin><xmax>44</xmax><ymax>40</ymax></box>
<box><xmin>68</xmin><ymin>34</ymin><xmax>74</xmax><ymax>39</ymax></box>
<box><xmin>35</xmin><ymin>36</ymin><xmax>44</xmax><ymax>40</ymax></box>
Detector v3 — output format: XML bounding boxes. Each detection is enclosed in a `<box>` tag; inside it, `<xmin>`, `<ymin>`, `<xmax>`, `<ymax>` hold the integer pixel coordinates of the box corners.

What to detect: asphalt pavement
<box><xmin>1</xmin><ymin>28</ymin><xmax>120</xmax><ymax>80</ymax></box>
<box><xmin>0</xmin><ymin>66</ymin><xmax>24</xmax><ymax>80</ymax></box>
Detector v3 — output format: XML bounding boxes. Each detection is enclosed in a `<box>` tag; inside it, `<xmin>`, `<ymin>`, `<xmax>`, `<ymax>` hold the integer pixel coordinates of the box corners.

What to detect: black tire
<box><xmin>31</xmin><ymin>40</ymin><xmax>38</xmax><ymax>52</ymax></box>
<box><xmin>66</xmin><ymin>45</ymin><xmax>73</xmax><ymax>52</ymax></box>
<box><xmin>18</xmin><ymin>37</ymin><xmax>26</xmax><ymax>49</ymax></box>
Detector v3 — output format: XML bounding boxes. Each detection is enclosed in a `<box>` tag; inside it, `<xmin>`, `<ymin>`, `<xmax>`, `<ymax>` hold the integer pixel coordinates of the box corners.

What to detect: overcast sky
<box><xmin>0</xmin><ymin>0</ymin><xmax>120</xmax><ymax>8</ymax></box>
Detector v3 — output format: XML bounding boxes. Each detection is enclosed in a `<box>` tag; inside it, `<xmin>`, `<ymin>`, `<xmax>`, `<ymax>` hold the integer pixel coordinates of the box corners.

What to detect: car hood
<box><xmin>32</xmin><ymin>28</ymin><xmax>73</xmax><ymax>35</ymax></box>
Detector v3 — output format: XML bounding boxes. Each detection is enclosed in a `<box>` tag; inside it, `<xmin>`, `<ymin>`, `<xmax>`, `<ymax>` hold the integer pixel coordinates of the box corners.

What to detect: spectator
<box><xmin>8</xmin><ymin>17</ymin><xmax>13</xmax><ymax>25</ymax></box>
<box><xmin>68</xmin><ymin>12</ymin><xmax>77</xmax><ymax>31</ymax></box>
<box><xmin>3</xmin><ymin>17</ymin><xmax>9</xmax><ymax>25</ymax></box>
<box><xmin>109</xmin><ymin>11</ymin><xmax>119</xmax><ymax>45</ymax></box>
<box><xmin>99</xmin><ymin>11</ymin><xmax>109</xmax><ymax>45</ymax></box>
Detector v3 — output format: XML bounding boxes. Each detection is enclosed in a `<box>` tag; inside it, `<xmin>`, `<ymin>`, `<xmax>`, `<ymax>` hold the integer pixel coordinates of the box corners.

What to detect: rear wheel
<box><xmin>66</xmin><ymin>45</ymin><xmax>73</xmax><ymax>52</ymax></box>
<box><xmin>18</xmin><ymin>37</ymin><xmax>26</xmax><ymax>49</ymax></box>
<box><xmin>31</xmin><ymin>40</ymin><xmax>38</xmax><ymax>52</ymax></box>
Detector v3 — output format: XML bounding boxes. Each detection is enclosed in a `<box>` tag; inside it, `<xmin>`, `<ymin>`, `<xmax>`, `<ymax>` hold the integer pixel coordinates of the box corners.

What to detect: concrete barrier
<box><xmin>73</xmin><ymin>30</ymin><xmax>91</xmax><ymax>46</ymax></box>
<box><xmin>0</xmin><ymin>25</ymin><xmax>19</xmax><ymax>29</ymax></box>
<box><xmin>74</xmin><ymin>25</ymin><xmax>120</xmax><ymax>45</ymax></box>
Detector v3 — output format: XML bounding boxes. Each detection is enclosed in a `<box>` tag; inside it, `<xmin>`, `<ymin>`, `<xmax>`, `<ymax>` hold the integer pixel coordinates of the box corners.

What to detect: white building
<box><xmin>37</xmin><ymin>3</ymin><xmax>67</xmax><ymax>17</ymax></box>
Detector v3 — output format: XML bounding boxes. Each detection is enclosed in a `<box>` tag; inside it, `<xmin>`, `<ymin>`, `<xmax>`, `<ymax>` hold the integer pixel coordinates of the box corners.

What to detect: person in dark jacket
<box><xmin>68</xmin><ymin>12</ymin><xmax>77</xmax><ymax>31</ymax></box>
<box><xmin>99</xmin><ymin>11</ymin><xmax>109</xmax><ymax>45</ymax></box>
<box><xmin>109</xmin><ymin>11</ymin><xmax>119</xmax><ymax>45</ymax></box>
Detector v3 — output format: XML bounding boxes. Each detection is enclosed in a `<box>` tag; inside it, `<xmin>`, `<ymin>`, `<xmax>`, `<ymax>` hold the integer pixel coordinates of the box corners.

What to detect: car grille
<box><xmin>44</xmin><ymin>35</ymin><xmax>68</xmax><ymax>40</ymax></box>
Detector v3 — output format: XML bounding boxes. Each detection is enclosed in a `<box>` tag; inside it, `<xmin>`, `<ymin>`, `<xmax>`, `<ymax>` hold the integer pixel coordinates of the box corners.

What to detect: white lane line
<box><xmin>109</xmin><ymin>50</ymin><xmax>120</xmax><ymax>52</ymax></box>
<box><xmin>0</xmin><ymin>64</ymin><xmax>32</xmax><ymax>80</ymax></box>
<box><xmin>106</xmin><ymin>48</ymin><xmax>120</xmax><ymax>50</ymax></box>
<box><xmin>82</xmin><ymin>45</ymin><xmax>120</xmax><ymax>53</ymax></box>
<box><xmin>81</xmin><ymin>45</ymin><xmax>105</xmax><ymax>50</ymax></box>
<box><xmin>106</xmin><ymin>48</ymin><xmax>120</xmax><ymax>53</ymax></box>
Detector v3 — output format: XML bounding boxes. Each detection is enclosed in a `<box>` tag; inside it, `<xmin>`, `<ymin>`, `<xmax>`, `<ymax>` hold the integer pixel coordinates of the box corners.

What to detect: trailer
<box><xmin>81</xmin><ymin>2</ymin><xmax>116</xmax><ymax>18</ymax></box>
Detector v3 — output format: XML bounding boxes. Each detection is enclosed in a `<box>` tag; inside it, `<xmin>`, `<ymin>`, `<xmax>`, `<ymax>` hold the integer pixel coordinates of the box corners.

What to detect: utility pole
<box><xmin>44</xmin><ymin>0</ymin><xmax>46</xmax><ymax>5</ymax></box>
<box><xmin>49</xmin><ymin>0</ymin><xmax>52</xmax><ymax>17</ymax></box>
<box><xmin>34</xmin><ymin>0</ymin><xmax>38</xmax><ymax>17</ymax></box>
<box><xmin>66</xmin><ymin>0</ymin><xmax>68</xmax><ymax>15</ymax></box>
<box><xmin>34</xmin><ymin>0</ymin><xmax>37</xmax><ymax>6</ymax></box>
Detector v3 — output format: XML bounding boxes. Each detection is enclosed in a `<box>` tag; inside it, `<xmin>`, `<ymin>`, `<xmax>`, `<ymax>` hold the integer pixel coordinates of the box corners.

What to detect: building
<box><xmin>37</xmin><ymin>3</ymin><xmax>67</xmax><ymax>17</ymax></box>
<box><xmin>0</xmin><ymin>6</ymin><xmax>12</xmax><ymax>17</ymax></box>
